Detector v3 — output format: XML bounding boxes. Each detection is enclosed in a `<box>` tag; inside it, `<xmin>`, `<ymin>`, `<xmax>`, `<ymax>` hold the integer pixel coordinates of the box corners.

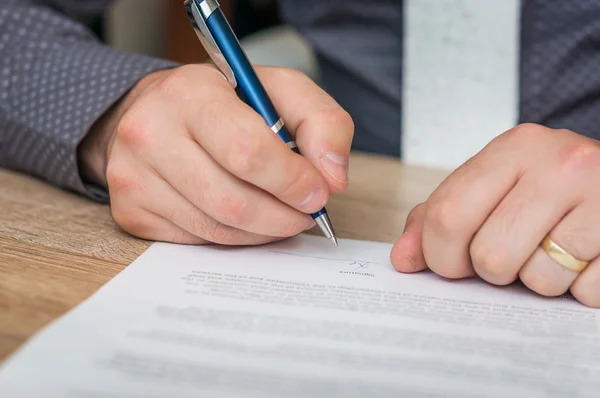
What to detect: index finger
<box><xmin>257</xmin><ymin>66</ymin><xmax>355</xmax><ymax>194</ymax></box>
<box><xmin>175</xmin><ymin>65</ymin><xmax>332</xmax><ymax>216</ymax></box>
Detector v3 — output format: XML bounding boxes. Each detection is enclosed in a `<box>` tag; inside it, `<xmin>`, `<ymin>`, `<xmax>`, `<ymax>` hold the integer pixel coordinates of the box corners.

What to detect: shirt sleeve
<box><xmin>277</xmin><ymin>0</ymin><xmax>403</xmax><ymax>157</ymax></box>
<box><xmin>0</xmin><ymin>0</ymin><xmax>179</xmax><ymax>202</ymax></box>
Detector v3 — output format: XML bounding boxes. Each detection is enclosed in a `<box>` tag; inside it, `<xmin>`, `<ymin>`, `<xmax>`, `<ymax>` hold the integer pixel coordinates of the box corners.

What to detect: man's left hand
<box><xmin>391</xmin><ymin>123</ymin><xmax>600</xmax><ymax>308</ymax></box>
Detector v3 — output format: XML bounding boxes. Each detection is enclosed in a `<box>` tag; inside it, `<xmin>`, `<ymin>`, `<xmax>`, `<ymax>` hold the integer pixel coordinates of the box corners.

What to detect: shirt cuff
<box><xmin>5</xmin><ymin>40</ymin><xmax>178</xmax><ymax>203</ymax></box>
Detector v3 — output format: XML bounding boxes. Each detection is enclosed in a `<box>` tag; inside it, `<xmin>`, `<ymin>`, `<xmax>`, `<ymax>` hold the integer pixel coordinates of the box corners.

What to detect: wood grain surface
<box><xmin>0</xmin><ymin>152</ymin><xmax>449</xmax><ymax>361</ymax></box>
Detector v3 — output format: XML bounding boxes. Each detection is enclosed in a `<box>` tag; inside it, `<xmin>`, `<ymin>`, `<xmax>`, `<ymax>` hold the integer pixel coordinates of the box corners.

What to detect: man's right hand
<box><xmin>78</xmin><ymin>64</ymin><xmax>354</xmax><ymax>245</ymax></box>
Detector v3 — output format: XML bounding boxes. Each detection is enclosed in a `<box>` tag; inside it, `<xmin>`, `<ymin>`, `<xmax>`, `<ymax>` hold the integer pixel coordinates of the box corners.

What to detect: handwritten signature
<box><xmin>349</xmin><ymin>261</ymin><xmax>371</xmax><ymax>270</ymax></box>
<box><xmin>267</xmin><ymin>250</ymin><xmax>377</xmax><ymax>271</ymax></box>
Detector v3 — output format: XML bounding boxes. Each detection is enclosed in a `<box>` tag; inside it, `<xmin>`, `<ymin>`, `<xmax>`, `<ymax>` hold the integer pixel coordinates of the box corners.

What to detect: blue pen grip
<box><xmin>206</xmin><ymin>9</ymin><xmax>327</xmax><ymax>220</ymax></box>
<box><xmin>207</xmin><ymin>10</ymin><xmax>279</xmax><ymax>127</ymax></box>
<box><xmin>274</xmin><ymin>125</ymin><xmax>299</xmax><ymax>154</ymax></box>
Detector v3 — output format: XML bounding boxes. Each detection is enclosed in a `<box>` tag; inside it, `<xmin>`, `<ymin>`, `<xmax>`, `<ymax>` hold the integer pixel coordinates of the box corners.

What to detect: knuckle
<box><xmin>470</xmin><ymin>239</ymin><xmax>512</xmax><ymax>285</ymax></box>
<box><xmin>227</xmin><ymin>136</ymin><xmax>265</xmax><ymax>175</ymax></box>
<box><xmin>116</xmin><ymin>113</ymin><xmax>154</xmax><ymax>150</ymax></box>
<box><xmin>158</xmin><ymin>65</ymin><xmax>230</xmax><ymax>101</ymax></box>
<box><xmin>424</xmin><ymin>200</ymin><xmax>464</xmax><ymax>237</ymax></box>
<box><xmin>156</xmin><ymin>66</ymin><xmax>194</xmax><ymax>98</ymax></box>
<box><xmin>105</xmin><ymin>165</ymin><xmax>138</xmax><ymax>193</ymax></box>
<box><xmin>215</xmin><ymin>195</ymin><xmax>250</xmax><ymax>227</ymax></box>
<box><xmin>316</xmin><ymin>107</ymin><xmax>355</xmax><ymax>134</ymax></box>
<box><xmin>503</xmin><ymin>123</ymin><xmax>547</xmax><ymax>145</ymax></box>
<box><xmin>555</xmin><ymin>141</ymin><xmax>600</xmax><ymax>175</ymax></box>
<box><xmin>111</xmin><ymin>207</ymin><xmax>147</xmax><ymax>237</ymax></box>
<box><xmin>179</xmin><ymin>63</ymin><xmax>211</xmax><ymax>78</ymax></box>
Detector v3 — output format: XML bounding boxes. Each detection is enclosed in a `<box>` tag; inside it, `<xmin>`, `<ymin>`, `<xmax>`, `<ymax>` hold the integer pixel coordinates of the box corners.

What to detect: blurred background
<box><xmin>102</xmin><ymin>0</ymin><xmax>319</xmax><ymax>81</ymax></box>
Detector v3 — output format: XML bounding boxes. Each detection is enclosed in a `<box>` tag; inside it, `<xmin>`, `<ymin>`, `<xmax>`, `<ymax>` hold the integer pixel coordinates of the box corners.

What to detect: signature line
<box><xmin>268</xmin><ymin>250</ymin><xmax>379</xmax><ymax>264</ymax></box>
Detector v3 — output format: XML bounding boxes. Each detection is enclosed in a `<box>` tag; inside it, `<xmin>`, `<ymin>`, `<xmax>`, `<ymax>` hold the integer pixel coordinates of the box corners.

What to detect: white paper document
<box><xmin>1</xmin><ymin>235</ymin><xmax>599</xmax><ymax>397</ymax></box>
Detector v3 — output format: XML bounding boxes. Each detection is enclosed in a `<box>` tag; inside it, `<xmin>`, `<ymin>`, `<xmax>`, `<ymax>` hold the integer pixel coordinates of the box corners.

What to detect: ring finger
<box><xmin>519</xmin><ymin>202</ymin><xmax>600</xmax><ymax>298</ymax></box>
<box><xmin>469</xmin><ymin>168</ymin><xmax>579</xmax><ymax>286</ymax></box>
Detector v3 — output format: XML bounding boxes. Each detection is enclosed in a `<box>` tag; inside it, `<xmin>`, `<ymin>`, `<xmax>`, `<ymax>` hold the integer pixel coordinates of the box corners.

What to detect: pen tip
<box><xmin>330</xmin><ymin>236</ymin><xmax>338</xmax><ymax>246</ymax></box>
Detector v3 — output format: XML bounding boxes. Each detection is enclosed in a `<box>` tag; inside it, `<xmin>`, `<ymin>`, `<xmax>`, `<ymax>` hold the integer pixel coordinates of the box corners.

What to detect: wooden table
<box><xmin>0</xmin><ymin>152</ymin><xmax>449</xmax><ymax>361</ymax></box>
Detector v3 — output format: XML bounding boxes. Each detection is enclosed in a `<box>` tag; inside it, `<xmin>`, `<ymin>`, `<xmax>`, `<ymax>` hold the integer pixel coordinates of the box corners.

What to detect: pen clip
<box><xmin>183</xmin><ymin>0</ymin><xmax>237</xmax><ymax>88</ymax></box>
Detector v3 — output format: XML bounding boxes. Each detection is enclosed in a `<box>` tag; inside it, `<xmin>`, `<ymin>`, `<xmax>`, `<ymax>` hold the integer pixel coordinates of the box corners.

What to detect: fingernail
<box><xmin>299</xmin><ymin>188</ymin><xmax>327</xmax><ymax>212</ymax></box>
<box><xmin>320</xmin><ymin>153</ymin><xmax>348</xmax><ymax>183</ymax></box>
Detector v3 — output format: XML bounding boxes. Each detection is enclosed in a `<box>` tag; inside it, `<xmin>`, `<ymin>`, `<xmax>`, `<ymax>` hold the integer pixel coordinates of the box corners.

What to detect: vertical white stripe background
<box><xmin>106</xmin><ymin>1</ymin><xmax>520</xmax><ymax>169</ymax></box>
<box><xmin>402</xmin><ymin>0</ymin><xmax>521</xmax><ymax>170</ymax></box>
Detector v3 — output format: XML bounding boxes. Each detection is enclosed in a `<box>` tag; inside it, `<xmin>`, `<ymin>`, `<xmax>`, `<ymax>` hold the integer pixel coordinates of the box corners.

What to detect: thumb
<box><xmin>257</xmin><ymin>66</ymin><xmax>354</xmax><ymax>195</ymax></box>
<box><xmin>391</xmin><ymin>202</ymin><xmax>428</xmax><ymax>273</ymax></box>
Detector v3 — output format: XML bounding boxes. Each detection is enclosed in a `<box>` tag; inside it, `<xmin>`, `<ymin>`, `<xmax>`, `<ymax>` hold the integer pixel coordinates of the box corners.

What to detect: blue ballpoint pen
<box><xmin>183</xmin><ymin>0</ymin><xmax>338</xmax><ymax>246</ymax></box>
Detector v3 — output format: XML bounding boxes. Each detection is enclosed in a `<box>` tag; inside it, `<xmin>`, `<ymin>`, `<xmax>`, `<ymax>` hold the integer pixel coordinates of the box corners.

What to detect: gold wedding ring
<box><xmin>540</xmin><ymin>235</ymin><xmax>589</xmax><ymax>273</ymax></box>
